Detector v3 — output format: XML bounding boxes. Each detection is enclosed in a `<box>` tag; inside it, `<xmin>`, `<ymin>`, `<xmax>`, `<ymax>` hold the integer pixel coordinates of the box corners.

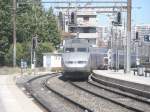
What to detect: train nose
<box><xmin>64</xmin><ymin>60</ymin><xmax>88</xmax><ymax>67</ymax></box>
<box><xmin>63</xmin><ymin>53</ymin><xmax>90</xmax><ymax>67</ymax></box>
<box><xmin>65</xmin><ymin>60</ymin><xmax>88</xmax><ymax>64</ymax></box>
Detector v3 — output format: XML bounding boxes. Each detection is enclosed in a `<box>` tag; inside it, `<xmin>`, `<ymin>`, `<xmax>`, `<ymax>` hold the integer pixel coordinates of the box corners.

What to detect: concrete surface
<box><xmin>93</xmin><ymin>70</ymin><xmax>150</xmax><ymax>86</ymax></box>
<box><xmin>0</xmin><ymin>75</ymin><xmax>43</xmax><ymax>112</ymax></box>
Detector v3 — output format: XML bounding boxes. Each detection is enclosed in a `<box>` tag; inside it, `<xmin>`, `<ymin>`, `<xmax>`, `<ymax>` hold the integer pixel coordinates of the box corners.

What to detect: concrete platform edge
<box><xmin>92</xmin><ymin>70</ymin><xmax>150</xmax><ymax>98</ymax></box>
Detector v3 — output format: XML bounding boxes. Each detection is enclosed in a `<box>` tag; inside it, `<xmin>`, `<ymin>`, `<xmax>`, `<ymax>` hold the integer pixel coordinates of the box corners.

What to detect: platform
<box><xmin>93</xmin><ymin>70</ymin><xmax>150</xmax><ymax>85</ymax></box>
<box><xmin>92</xmin><ymin>70</ymin><xmax>150</xmax><ymax>94</ymax></box>
<box><xmin>0</xmin><ymin>75</ymin><xmax>43</xmax><ymax>112</ymax></box>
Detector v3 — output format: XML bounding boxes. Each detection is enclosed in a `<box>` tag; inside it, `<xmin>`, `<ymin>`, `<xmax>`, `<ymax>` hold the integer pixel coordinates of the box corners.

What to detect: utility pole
<box><xmin>13</xmin><ymin>0</ymin><xmax>16</xmax><ymax>67</ymax></box>
<box><xmin>125</xmin><ymin>0</ymin><xmax>132</xmax><ymax>73</ymax></box>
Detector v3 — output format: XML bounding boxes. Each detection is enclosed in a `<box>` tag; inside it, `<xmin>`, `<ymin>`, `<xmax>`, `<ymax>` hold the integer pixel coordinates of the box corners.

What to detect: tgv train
<box><xmin>62</xmin><ymin>38</ymin><xmax>107</xmax><ymax>78</ymax></box>
<box><xmin>62</xmin><ymin>38</ymin><xmax>137</xmax><ymax>78</ymax></box>
<box><xmin>110</xmin><ymin>50</ymin><xmax>136</xmax><ymax>69</ymax></box>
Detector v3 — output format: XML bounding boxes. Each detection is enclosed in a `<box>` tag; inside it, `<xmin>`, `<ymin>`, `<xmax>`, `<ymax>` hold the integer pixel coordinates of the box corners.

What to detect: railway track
<box><xmin>46</xmin><ymin>75</ymin><xmax>137</xmax><ymax>112</ymax></box>
<box><xmin>23</xmin><ymin>72</ymin><xmax>150</xmax><ymax>112</ymax></box>
<box><xmin>25</xmin><ymin>73</ymin><xmax>92</xmax><ymax>112</ymax></box>
<box><xmin>69</xmin><ymin>76</ymin><xmax>150</xmax><ymax>112</ymax></box>
<box><xmin>91</xmin><ymin>73</ymin><xmax>150</xmax><ymax>99</ymax></box>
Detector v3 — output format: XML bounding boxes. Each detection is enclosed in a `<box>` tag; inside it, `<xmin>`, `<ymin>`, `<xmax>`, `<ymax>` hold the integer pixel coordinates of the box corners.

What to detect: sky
<box><xmin>43</xmin><ymin>0</ymin><xmax>150</xmax><ymax>25</ymax></box>
<box><xmin>132</xmin><ymin>0</ymin><xmax>150</xmax><ymax>25</ymax></box>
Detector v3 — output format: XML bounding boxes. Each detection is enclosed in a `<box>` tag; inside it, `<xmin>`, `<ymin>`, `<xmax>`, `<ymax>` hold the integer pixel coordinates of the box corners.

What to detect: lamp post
<box><xmin>125</xmin><ymin>0</ymin><xmax>132</xmax><ymax>73</ymax></box>
<box><xmin>13</xmin><ymin>0</ymin><xmax>16</xmax><ymax>67</ymax></box>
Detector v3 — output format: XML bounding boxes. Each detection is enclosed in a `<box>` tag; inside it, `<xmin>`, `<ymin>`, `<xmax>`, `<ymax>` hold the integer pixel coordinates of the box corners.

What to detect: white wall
<box><xmin>77</xmin><ymin>16</ymin><xmax>97</xmax><ymax>26</ymax></box>
<box><xmin>43</xmin><ymin>55</ymin><xmax>51</xmax><ymax>68</ymax></box>
<box><xmin>78</xmin><ymin>33</ymin><xmax>98</xmax><ymax>39</ymax></box>
<box><xmin>43</xmin><ymin>54</ymin><xmax>62</xmax><ymax>68</ymax></box>
<box><xmin>50</xmin><ymin>55</ymin><xmax>62</xmax><ymax>67</ymax></box>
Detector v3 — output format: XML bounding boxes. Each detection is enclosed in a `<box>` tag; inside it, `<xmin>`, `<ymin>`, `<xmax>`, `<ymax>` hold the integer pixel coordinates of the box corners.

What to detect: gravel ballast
<box><xmin>47</xmin><ymin>75</ymin><xmax>135</xmax><ymax>112</ymax></box>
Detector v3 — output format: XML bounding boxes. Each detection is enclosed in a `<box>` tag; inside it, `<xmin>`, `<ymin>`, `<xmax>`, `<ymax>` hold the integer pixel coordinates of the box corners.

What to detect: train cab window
<box><xmin>77</xmin><ymin>48</ymin><xmax>87</xmax><ymax>52</ymax></box>
<box><xmin>65</xmin><ymin>48</ymin><xmax>74</xmax><ymax>52</ymax></box>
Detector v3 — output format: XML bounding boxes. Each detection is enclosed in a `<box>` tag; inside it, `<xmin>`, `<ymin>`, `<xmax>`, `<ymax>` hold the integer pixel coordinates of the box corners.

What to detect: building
<box><xmin>43</xmin><ymin>53</ymin><xmax>62</xmax><ymax>69</ymax></box>
<box><xmin>97</xmin><ymin>26</ymin><xmax>110</xmax><ymax>47</ymax></box>
<box><xmin>58</xmin><ymin>9</ymin><xmax>99</xmax><ymax>47</ymax></box>
<box><xmin>133</xmin><ymin>24</ymin><xmax>150</xmax><ymax>42</ymax></box>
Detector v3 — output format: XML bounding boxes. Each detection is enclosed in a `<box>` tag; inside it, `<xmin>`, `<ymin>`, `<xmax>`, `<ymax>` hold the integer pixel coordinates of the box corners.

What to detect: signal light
<box><xmin>117</xmin><ymin>12</ymin><xmax>121</xmax><ymax>25</ymax></box>
<box><xmin>58</xmin><ymin>11</ymin><xmax>63</xmax><ymax>30</ymax></box>
<box><xmin>71</xmin><ymin>12</ymin><xmax>75</xmax><ymax>24</ymax></box>
<box><xmin>136</xmin><ymin>32</ymin><xmax>139</xmax><ymax>40</ymax></box>
<box><xmin>112</xmin><ymin>12</ymin><xmax>122</xmax><ymax>26</ymax></box>
<box><xmin>32</xmin><ymin>37</ymin><xmax>37</xmax><ymax>49</ymax></box>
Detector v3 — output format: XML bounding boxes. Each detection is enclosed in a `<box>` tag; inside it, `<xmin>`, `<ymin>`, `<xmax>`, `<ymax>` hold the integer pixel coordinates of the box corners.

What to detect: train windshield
<box><xmin>65</xmin><ymin>48</ymin><xmax>74</xmax><ymax>52</ymax></box>
<box><xmin>77</xmin><ymin>48</ymin><xmax>87</xmax><ymax>52</ymax></box>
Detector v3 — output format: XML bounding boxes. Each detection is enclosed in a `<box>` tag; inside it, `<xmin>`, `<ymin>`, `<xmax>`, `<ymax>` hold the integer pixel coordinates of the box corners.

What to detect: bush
<box><xmin>5</xmin><ymin>43</ymin><xmax>27</xmax><ymax>66</ymax></box>
<box><xmin>51</xmin><ymin>67</ymin><xmax>63</xmax><ymax>72</ymax></box>
<box><xmin>5</xmin><ymin>42</ymin><xmax>55</xmax><ymax>67</ymax></box>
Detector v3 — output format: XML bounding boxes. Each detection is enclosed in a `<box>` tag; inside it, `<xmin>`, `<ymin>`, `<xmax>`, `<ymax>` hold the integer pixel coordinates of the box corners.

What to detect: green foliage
<box><xmin>16</xmin><ymin>2</ymin><xmax>61</xmax><ymax>47</ymax></box>
<box><xmin>0</xmin><ymin>0</ymin><xmax>61</xmax><ymax>66</ymax></box>
<box><xmin>5</xmin><ymin>43</ymin><xmax>26</xmax><ymax>66</ymax></box>
<box><xmin>51</xmin><ymin>67</ymin><xmax>63</xmax><ymax>72</ymax></box>
<box><xmin>0</xmin><ymin>0</ymin><xmax>12</xmax><ymax>65</ymax></box>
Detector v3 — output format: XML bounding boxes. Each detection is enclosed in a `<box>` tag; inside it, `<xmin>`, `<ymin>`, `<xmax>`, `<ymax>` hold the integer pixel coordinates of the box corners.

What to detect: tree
<box><xmin>1</xmin><ymin>0</ymin><xmax>61</xmax><ymax>66</ymax></box>
<box><xmin>16</xmin><ymin>2</ymin><xmax>61</xmax><ymax>47</ymax></box>
<box><xmin>0</xmin><ymin>0</ymin><xmax>12</xmax><ymax>65</ymax></box>
<box><xmin>5</xmin><ymin>43</ymin><xmax>26</xmax><ymax>66</ymax></box>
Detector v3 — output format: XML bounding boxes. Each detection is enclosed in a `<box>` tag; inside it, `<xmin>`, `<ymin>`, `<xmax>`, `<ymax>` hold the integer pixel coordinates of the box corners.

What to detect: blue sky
<box><xmin>43</xmin><ymin>0</ymin><xmax>150</xmax><ymax>25</ymax></box>
<box><xmin>98</xmin><ymin>0</ymin><xmax>150</xmax><ymax>26</ymax></box>
<box><xmin>132</xmin><ymin>0</ymin><xmax>150</xmax><ymax>24</ymax></box>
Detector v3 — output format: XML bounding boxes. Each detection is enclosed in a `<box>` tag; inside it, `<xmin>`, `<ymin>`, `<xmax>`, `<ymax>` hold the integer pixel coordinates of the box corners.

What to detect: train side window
<box><xmin>77</xmin><ymin>48</ymin><xmax>87</xmax><ymax>52</ymax></box>
<box><xmin>65</xmin><ymin>48</ymin><xmax>74</xmax><ymax>52</ymax></box>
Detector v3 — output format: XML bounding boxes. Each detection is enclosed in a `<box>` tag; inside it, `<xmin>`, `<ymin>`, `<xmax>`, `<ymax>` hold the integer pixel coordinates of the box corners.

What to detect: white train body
<box><xmin>62</xmin><ymin>38</ymin><xmax>137</xmax><ymax>78</ymax></box>
<box><xmin>62</xmin><ymin>38</ymin><xmax>106</xmax><ymax>78</ymax></box>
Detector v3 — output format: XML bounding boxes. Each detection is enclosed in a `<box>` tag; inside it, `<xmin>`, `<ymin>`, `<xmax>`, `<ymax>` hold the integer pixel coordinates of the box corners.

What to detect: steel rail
<box><xmin>91</xmin><ymin>74</ymin><xmax>150</xmax><ymax>99</ymax></box>
<box><xmin>69</xmin><ymin>81</ymin><xmax>145</xmax><ymax>112</ymax></box>
<box><xmin>25</xmin><ymin>73</ymin><xmax>93</xmax><ymax>112</ymax></box>
<box><xmin>45</xmin><ymin>76</ymin><xmax>93</xmax><ymax>112</ymax></box>
<box><xmin>25</xmin><ymin>73</ymin><xmax>58</xmax><ymax>112</ymax></box>
<box><xmin>88</xmin><ymin>77</ymin><xmax>150</xmax><ymax>104</ymax></box>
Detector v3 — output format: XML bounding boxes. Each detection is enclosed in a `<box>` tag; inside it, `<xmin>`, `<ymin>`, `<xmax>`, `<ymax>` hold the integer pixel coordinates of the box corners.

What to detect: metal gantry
<box><xmin>19</xmin><ymin>0</ymin><xmax>127</xmax><ymax>4</ymax></box>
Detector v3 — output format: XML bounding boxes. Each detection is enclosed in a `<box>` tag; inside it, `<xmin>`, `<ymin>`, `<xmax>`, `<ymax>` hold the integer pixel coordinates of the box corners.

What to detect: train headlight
<box><xmin>78</xmin><ymin>61</ymin><xmax>87</xmax><ymax>64</ymax></box>
<box><xmin>66</xmin><ymin>61</ymin><xmax>73</xmax><ymax>64</ymax></box>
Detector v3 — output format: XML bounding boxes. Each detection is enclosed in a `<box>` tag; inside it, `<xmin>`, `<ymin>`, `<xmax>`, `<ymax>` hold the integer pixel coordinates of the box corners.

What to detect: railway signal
<box><xmin>112</xmin><ymin>12</ymin><xmax>122</xmax><ymax>26</ymax></box>
<box><xmin>136</xmin><ymin>32</ymin><xmax>139</xmax><ymax>40</ymax></box>
<box><xmin>31</xmin><ymin>36</ymin><xmax>38</xmax><ymax>70</ymax></box>
<box><xmin>70</xmin><ymin>12</ymin><xmax>76</xmax><ymax>24</ymax></box>
<box><xmin>117</xmin><ymin>12</ymin><xmax>122</xmax><ymax>25</ymax></box>
<box><xmin>144</xmin><ymin>35</ymin><xmax>150</xmax><ymax>42</ymax></box>
<box><xmin>32</xmin><ymin>36</ymin><xmax>38</xmax><ymax>49</ymax></box>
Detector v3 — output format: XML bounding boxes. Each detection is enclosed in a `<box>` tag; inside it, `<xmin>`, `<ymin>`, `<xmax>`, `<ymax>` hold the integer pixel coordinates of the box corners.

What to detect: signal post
<box><xmin>31</xmin><ymin>36</ymin><xmax>38</xmax><ymax>70</ymax></box>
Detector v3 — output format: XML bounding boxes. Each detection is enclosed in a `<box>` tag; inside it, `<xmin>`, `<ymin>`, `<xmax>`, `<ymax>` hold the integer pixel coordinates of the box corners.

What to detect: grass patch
<box><xmin>0</xmin><ymin>66</ymin><xmax>53</xmax><ymax>75</ymax></box>
<box><xmin>0</xmin><ymin>67</ymin><xmax>21</xmax><ymax>75</ymax></box>
<box><xmin>51</xmin><ymin>67</ymin><xmax>63</xmax><ymax>72</ymax></box>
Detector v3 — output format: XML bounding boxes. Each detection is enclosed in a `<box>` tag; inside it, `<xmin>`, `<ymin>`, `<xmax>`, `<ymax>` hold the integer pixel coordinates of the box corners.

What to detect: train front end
<box><xmin>62</xmin><ymin>52</ymin><xmax>91</xmax><ymax>71</ymax></box>
<box><xmin>62</xmin><ymin>39</ymin><xmax>91</xmax><ymax>79</ymax></box>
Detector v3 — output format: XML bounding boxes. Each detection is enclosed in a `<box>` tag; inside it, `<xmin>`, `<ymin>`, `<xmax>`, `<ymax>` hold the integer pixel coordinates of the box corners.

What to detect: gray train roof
<box><xmin>89</xmin><ymin>47</ymin><xmax>108</xmax><ymax>53</ymax></box>
<box><xmin>64</xmin><ymin>38</ymin><xmax>90</xmax><ymax>48</ymax></box>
